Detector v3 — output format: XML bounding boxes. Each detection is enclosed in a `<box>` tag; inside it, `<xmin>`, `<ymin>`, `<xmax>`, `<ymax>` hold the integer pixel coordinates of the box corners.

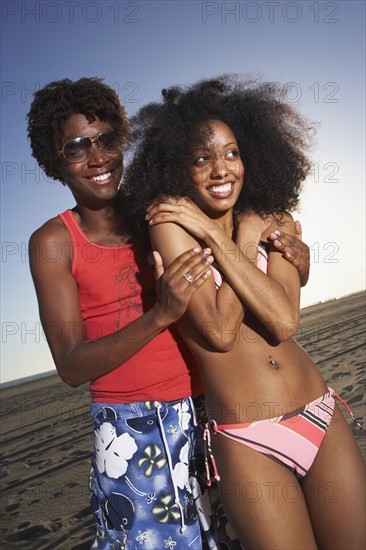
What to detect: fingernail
<box><xmin>274</xmin><ymin>230</ymin><xmax>281</xmax><ymax>236</ymax></box>
<box><xmin>206</xmin><ymin>255</ymin><xmax>214</xmax><ymax>263</ymax></box>
<box><xmin>274</xmin><ymin>240</ymin><xmax>281</xmax><ymax>247</ymax></box>
<box><xmin>285</xmin><ymin>252</ymin><xmax>292</xmax><ymax>258</ymax></box>
<box><xmin>203</xmin><ymin>247</ymin><xmax>211</xmax><ymax>255</ymax></box>
<box><xmin>193</xmin><ymin>247</ymin><xmax>201</xmax><ymax>253</ymax></box>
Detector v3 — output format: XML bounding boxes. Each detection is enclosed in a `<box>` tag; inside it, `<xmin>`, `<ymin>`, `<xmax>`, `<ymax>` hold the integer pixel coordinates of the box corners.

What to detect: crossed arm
<box><xmin>147</xmin><ymin>198</ymin><xmax>306</xmax><ymax>346</ymax></box>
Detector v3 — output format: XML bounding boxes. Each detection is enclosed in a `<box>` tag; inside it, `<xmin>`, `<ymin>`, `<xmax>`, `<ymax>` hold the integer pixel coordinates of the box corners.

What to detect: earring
<box><xmin>117</xmin><ymin>177</ymin><xmax>123</xmax><ymax>191</ymax></box>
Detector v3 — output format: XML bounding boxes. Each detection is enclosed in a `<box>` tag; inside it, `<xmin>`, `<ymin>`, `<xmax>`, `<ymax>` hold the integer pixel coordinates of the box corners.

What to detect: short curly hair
<box><xmin>123</xmin><ymin>74</ymin><xmax>314</xmax><ymax>243</ymax></box>
<box><xmin>27</xmin><ymin>77</ymin><xmax>130</xmax><ymax>184</ymax></box>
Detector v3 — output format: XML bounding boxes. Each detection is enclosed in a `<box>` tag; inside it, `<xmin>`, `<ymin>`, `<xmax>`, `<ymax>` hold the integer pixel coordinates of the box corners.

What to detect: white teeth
<box><xmin>209</xmin><ymin>183</ymin><xmax>232</xmax><ymax>193</ymax></box>
<box><xmin>90</xmin><ymin>172</ymin><xmax>111</xmax><ymax>182</ymax></box>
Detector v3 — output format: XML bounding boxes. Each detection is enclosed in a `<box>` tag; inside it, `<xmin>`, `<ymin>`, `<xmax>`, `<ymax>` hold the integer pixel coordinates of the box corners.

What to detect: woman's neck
<box><xmin>73</xmin><ymin>203</ymin><xmax>132</xmax><ymax>244</ymax></box>
<box><xmin>206</xmin><ymin>208</ymin><xmax>235</xmax><ymax>237</ymax></box>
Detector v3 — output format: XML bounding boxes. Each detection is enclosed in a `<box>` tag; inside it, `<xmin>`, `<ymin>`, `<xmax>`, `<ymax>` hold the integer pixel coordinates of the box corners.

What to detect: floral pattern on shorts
<box><xmin>89</xmin><ymin>396</ymin><xmax>241</xmax><ymax>550</ymax></box>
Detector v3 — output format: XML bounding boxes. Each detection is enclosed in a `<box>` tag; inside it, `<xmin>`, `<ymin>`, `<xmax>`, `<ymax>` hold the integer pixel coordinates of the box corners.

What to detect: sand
<box><xmin>1</xmin><ymin>291</ymin><xmax>365</xmax><ymax>549</ymax></box>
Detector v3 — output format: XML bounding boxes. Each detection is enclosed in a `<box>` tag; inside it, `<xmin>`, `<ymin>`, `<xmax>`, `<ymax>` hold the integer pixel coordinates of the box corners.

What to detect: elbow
<box><xmin>66</xmin><ymin>379</ymin><xmax>83</xmax><ymax>389</ymax></box>
<box><xmin>57</xmin><ymin>370</ymin><xmax>82</xmax><ymax>388</ymax></box>
<box><xmin>56</xmin><ymin>362</ymin><xmax>84</xmax><ymax>388</ymax></box>
<box><xmin>54</xmin><ymin>343</ymin><xmax>87</xmax><ymax>388</ymax></box>
<box><xmin>272</xmin><ymin>313</ymin><xmax>300</xmax><ymax>342</ymax></box>
<box><xmin>202</xmin><ymin>323</ymin><xmax>238</xmax><ymax>351</ymax></box>
<box><xmin>274</xmin><ymin>328</ymin><xmax>297</xmax><ymax>342</ymax></box>
<box><xmin>210</xmin><ymin>339</ymin><xmax>236</xmax><ymax>352</ymax></box>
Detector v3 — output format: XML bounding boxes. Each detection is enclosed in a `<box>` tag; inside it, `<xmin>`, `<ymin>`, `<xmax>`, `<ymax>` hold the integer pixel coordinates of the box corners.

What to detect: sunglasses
<box><xmin>57</xmin><ymin>131</ymin><xmax>120</xmax><ymax>163</ymax></box>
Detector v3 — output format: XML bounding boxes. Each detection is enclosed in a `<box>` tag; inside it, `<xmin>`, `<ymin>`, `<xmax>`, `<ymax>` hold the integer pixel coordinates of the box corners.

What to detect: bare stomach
<box><xmin>178</xmin><ymin>317</ymin><xmax>328</xmax><ymax>424</ymax></box>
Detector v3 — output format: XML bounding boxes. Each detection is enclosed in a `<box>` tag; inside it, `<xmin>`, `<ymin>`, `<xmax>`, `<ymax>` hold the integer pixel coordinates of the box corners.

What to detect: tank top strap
<box><xmin>58</xmin><ymin>209</ymin><xmax>90</xmax><ymax>245</ymax></box>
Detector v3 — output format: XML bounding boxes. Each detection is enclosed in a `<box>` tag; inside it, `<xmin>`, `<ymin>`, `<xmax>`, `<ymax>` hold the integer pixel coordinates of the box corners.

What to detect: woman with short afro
<box><xmin>125</xmin><ymin>74</ymin><xmax>365</xmax><ymax>550</ymax></box>
<box><xmin>27</xmin><ymin>77</ymin><xmax>224</xmax><ymax>549</ymax></box>
<box><xmin>27</xmin><ymin>77</ymin><xmax>130</xmax><ymax>184</ymax></box>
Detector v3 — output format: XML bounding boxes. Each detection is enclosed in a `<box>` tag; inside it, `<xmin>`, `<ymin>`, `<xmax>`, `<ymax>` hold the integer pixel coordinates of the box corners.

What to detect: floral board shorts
<box><xmin>89</xmin><ymin>395</ymin><xmax>241</xmax><ymax>549</ymax></box>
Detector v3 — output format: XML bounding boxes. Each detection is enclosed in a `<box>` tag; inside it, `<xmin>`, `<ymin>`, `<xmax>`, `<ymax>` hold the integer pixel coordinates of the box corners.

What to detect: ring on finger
<box><xmin>183</xmin><ymin>272</ymin><xmax>194</xmax><ymax>284</ymax></box>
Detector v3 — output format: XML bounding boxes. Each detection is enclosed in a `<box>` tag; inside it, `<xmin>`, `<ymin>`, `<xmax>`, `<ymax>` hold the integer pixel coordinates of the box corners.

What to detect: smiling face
<box><xmin>57</xmin><ymin>114</ymin><xmax>124</xmax><ymax>206</ymax></box>
<box><xmin>190</xmin><ymin>119</ymin><xmax>244</xmax><ymax>216</ymax></box>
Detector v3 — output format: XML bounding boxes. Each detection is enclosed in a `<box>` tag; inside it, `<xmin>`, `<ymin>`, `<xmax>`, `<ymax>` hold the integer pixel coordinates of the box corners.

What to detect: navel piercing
<box><xmin>268</xmin><ymin>355</ymin><xmax>278</xmax><ymax>369</ymax></box>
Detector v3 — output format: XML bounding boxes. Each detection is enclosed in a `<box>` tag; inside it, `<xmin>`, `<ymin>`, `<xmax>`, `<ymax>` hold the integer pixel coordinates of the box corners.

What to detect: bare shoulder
<box><xmin>28</xmin><ymin>215</ymin><xmax>73</xmax><ymax>273</ymax></box>
<box><xmin>29</xmin><ymin>215</ymin><xmax>68</xmax><ymax>247</ymax></box>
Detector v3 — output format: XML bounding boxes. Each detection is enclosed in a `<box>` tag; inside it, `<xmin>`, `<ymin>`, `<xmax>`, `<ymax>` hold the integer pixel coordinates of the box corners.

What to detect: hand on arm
<box><xmin>146</xmin><ymin>197</ymin><xmax>218</xmax><ymax>242</ymax></box>
<box><xmin>151</xmin><ymin>248</ymin><xmax>213</xmax><ymax>325</ymax></box>
<box><xmin>268</xmin><ymin>220</ymin><xmax>310</xmax><ymax>286</ymax></box>
<box><xmin>29</xmin><ymin>222</ymin><xmax>211</xmax><ymax>387</ymax></box>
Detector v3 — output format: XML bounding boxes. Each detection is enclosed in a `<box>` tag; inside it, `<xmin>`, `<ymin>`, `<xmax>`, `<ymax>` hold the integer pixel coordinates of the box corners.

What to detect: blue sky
<box><xmin>1</xmin><ymin>0</ymin><xmax>365</xmax><ymax>383</ymax></box>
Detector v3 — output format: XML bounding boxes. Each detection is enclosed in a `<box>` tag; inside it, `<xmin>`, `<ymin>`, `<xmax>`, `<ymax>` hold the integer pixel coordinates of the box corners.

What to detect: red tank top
<box><xmin>59</xmin><ymin>210</ymin><xmax>203</xmax><ymax>403</ymax></box>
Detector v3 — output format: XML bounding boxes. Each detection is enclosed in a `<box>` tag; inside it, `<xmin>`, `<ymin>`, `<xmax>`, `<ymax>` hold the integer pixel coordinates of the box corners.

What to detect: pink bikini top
<box><xmin>211</xmin><ymin>241</ymin><xmax>268</xmax><ymax>289</ymax></box>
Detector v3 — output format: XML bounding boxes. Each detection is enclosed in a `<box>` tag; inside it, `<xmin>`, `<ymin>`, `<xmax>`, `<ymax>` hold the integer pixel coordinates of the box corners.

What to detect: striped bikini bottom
<box><xmin>204</xmin><ymin>387</ymin><xmax>364</xmax><ymax>481</ymax></box>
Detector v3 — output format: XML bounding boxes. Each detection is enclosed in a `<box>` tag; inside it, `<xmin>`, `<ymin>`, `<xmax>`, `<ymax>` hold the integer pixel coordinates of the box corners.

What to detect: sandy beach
<box><xmin>1</xmin><ymin>291</ymin><xmax>365</xmax><ymax>549</ymax></box>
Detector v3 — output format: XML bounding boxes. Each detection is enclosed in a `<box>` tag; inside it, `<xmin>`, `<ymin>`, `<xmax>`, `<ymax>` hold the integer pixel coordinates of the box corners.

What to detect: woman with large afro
<box><xmin>124</xmin><ymin>74</ymin><xmax>365</xmax><ymax>550</ymax></box>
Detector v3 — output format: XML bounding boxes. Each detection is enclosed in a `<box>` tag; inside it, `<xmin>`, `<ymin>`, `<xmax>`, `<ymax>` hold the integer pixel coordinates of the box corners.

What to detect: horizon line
<box><xmin>1</xmin><ymin>289</ymin><xmax>364</xmax><ymax>390</ymax></box>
